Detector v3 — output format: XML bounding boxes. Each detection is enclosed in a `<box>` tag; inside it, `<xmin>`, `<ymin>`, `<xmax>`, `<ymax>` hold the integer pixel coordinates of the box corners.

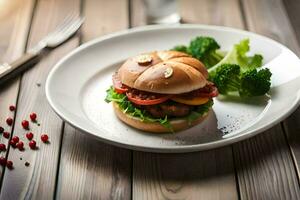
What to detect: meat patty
<box><xmin>144</xmin><ymin>102</ymin><xmax>192</xmax><ymax>118</ymax></box>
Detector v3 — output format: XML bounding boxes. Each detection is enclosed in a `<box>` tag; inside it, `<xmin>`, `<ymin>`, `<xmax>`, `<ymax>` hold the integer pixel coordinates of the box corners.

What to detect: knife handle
<box><xmin>0</xmin><ymin>52</ymin><xmax>39</xmax><ymax>84</ymax></box>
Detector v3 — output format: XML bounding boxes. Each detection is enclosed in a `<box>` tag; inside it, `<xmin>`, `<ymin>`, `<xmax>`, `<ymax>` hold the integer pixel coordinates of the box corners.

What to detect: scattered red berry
<box><xmin>17</xmin><ymin>141</ymin><xmax>24</xmax><ymax>151</ymax></box>
<box><xmin>30</xmin><ymin>113</ymin><xmax>37</xmax><ymax>121</ymax></box>
<box><xmin>41</xmin><ymin>134</ymin><xmax>49</xmax><ymax>143</ymax></box>
<box><xmin>9</xmin><ymin>140</ymin><xmax>16</xmax><ymax>148</ymax></box>
<box><xmin>0</xmin><ymin>144</ymin><xmax>6</xmax><ymax>151</ymax></box>
<box><xmin>3</xmin><ymin>132</ymin><xmax>10</xmax><ymax>139</ymax></box>
<box><xmin>9</xmin><ymin>140</ymin><xmax>17</xmax><ymax>148</ymax></box>
<box><xmin>21</xmin><ymin>120</ymin><xmax>29</xmax><ymax>130</ymax></box>
<box><xmin>0</xmin><ymin>157</ymin><xmax>6</xmax><ymax>166</ymax></box>
<box><xmin>0</xmin><ymin>126</ymin><xmax>4</xmax><ymax>133</ymax></box>
<box><xmin>26</xmin><ymin>132</ymin><xmax>34</xmax><ymax>140</ymax></box>
<box><xmin>9</xmin><ymin>105</ymin><xmax>16</xmax><ymax>111</ymax></box>
<box><xmin>12</xmin><ymin>136</ymin><xmax>19</xmax><ymax>143</ymax></box>
<box><xmin>6</xmin><ymin>160</ymin><xmax>13</xmax><ymax>169</ymax></box>
<box><xmin>6</xmin><ymin>117</ymin><xmax>13</xmax><ymax>126</ymax></box>
<box><xmin>29</xmin><ymin>140</ymin><xmax>36</xmax><ymax>149</ymax></box>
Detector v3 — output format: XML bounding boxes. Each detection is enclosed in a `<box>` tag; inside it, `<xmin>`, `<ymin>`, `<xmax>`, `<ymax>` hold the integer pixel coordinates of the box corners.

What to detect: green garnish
<box><xmin>105</xmin><ymin>87</ymin><xmax>213</xmax><ymax>130</ymax></box>
<box><xmin>171</xmin><ymin>36</ymin><xmax>224</xmax><ymax>68</ymax></box>
<box><xmin>172</xmin><ymin>37</ymin><xmax>271</xmax><ymax>98</ymax></box>
<box><xmin>212</xmin><ymin>64</ymin><xmax>272</xmax><ymax>97</ymax></box>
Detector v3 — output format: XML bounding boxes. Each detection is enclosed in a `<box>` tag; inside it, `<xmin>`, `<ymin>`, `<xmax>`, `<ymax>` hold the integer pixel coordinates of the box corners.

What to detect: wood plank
<box><xmin>234</xmin><ymin>128</ymin><xmax>300</xmax><ymax>199</ymax></box>
<box><xmin>55</xmin><ymin>0</ymin><xmax>132</xmax><ymax>199</ymax></box>
<box><xmin>242</xmin><ymin>0</ymin><xmax>300</xmax><ymax>55</ymax></box>
<box><xmin>281</xmin><ymin>0</ymin><xmax>300</xmax><ymax>177</ymax></box>
<box><xmin>133</xmin><ymin>149</ymin><xmax>238</xmax><ymax>200</ymax></box>
<box><xmin>57</xmin><ymin>127</ymin><xmax>132</xmax><ymax>199</ymax></box>
<box><xmin>130</xmin><ymin>0</ymin><xmax>147</xmax><ymax>27</ymax></box>
<box><xmin>0</xmin><ymin>0</ymin><xmax>35</xmax><ymax>184</ymax></box>
<box><xmin>81</xmin><ymin>0</ymin><xmax>129</xmax><ymax>41</ymax></box>
<box><xmin>0</xmin><ymin>0</ymin><xmax>81</xmax><ymax>199</ymax></box>
<box><xmin>131</xmin><ymin>0</ymin><xmax>241</xmax><ymax>199</ymax></box>
<box><xmin>179</xmin><ymin>0</ymin><xmax>243</xmax><ymax>27</ymax></box>
<box><xmin>282</xmin><ymin>0</ymin><xmax>300</xmax><ymax>44</ymax></box>
<box><xmin>233</xmin><ymin>0</ymin><xmax>300</xmax><ymax>199</ymax></box>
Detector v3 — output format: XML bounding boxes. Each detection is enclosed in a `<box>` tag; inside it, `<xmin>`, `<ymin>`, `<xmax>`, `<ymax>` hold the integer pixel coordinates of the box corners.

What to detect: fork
<box><xmin>0</xmin><ymin>14</ymin><xmax>84</xmax><ymax>82</ymax></box>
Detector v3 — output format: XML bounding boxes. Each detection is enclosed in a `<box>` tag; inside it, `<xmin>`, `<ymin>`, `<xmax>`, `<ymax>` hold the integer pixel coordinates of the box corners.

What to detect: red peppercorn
<box><xmin>29</xmin><ymin>140</ymin><xmax>36</xmax><ymax>149</ymax></box>
<box><xmin>9</xmin><ymin>140</ymin><xmax>16</xmax><ymax>148</ymax></box>
<box><xmin>30</xmin><ymin>113</ymin><xmax>37</xmax><ymax>121</ymax></box>
<box><xmin>3</xmin><ymin>132</ymin><xmax>10</xmax><ymax>139</ymax></box>
<box><xmin>41</xmin><ymin>134</ymin><xmax>49</xmax><ymax>143</ymax></box>
<box><xmin>6</xmin><ymin>160</ymin><xmax>13</xmax><ymax>169</ymax></box>
<box><xmin>6</xmin><ymin>117</ymin><xmax>13</xmax><ymax>126</ymax></box>
<box><xmin>17</xmin><ymin>141</ymin><xmax>24</xmax><ymax>151</ymax></box>
<box><xmin>26</xmin><ymin>132</ymin><xmax>34</xmax><ymax>140</ymax></box>
<box><xmin>0</xmin><ymin>144</ymin><xmax>6</xmax><ymax>151</ymax></box>
<box><xmin>21</xmin><ymin>120</ymin><xmax>29</xmax><ymax>130</ymax></box>
<box><xmin>0</xmin><ymin>156</ymin><xmax>6</xmax><ymax>166</ymax></box>
<box><xmin>0</xmin><ymin>126</ymin><xmax>4</xmax><ymax>133</ymax></box>
<box><xmin>12</xmin><ymin>136</ymin><xmax>19</xmax><ymax>143</ymax></box>
<box><xmin>9</xmin><ymin>105</ymin><xmax>16</xmax><ymax>111</ymax></box>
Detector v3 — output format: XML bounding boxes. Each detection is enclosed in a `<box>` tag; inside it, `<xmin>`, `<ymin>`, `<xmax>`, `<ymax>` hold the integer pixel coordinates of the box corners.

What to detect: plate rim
<box><xmin>45</xmin><ymin>24</ymin><xmax>300</xmax><ymax>153</ymax></box>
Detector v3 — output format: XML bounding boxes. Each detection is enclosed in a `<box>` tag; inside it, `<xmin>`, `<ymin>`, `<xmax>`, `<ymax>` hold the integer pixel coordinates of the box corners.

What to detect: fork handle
<box><xmin>0</xmin><ymin>52</ymin><xmax>39</xmax><ymax>83</ymax></box>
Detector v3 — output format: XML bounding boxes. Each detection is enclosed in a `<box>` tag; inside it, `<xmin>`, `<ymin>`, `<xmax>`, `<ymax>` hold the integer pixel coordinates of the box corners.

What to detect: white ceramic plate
<box><xmin>46</xmin><ymin>25</ymin><xmax>300</xmax><ymax>153</ymax></box>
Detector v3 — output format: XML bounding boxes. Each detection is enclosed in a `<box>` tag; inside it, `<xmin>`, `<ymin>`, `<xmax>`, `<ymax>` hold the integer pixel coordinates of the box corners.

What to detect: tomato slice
<box><xmin>112</xmin><ymin>73</ymin><xmax>128</xmax><ymax>94</ymax></box>
<box><xmin>181</xmin><ymin>83</ymin><xmax>219</xmax><ymax>98</ymax></box>
<box><xmin>197</xmin><ymin>85</ymin><xmax>219</xmax><ymax>98</ymax></box>
<box><xmin>126</xmin><ymin>90</ymin><xmax>171</xmax><ymax>105</ymax></box>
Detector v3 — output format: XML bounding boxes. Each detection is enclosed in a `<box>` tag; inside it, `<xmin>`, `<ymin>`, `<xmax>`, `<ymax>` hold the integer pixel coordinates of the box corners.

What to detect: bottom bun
<box><xmin>113</xmin><ymin>102</ymin><xmax>210</xmax><ymax>133</ymax></box>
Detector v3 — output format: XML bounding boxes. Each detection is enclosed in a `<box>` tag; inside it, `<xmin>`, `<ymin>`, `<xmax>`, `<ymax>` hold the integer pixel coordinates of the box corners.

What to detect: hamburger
<box><xmin>105</xmin><ymin>51</ymin><xmax>218</xmax><ymax>133</ymax></box>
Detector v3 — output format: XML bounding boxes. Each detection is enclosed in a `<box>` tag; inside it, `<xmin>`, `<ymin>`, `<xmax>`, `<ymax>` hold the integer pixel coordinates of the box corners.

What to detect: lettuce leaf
<box><xmin>105</xmin><ymin>87</ymin><xmax>213</xmax><ymax>131</ymax></box>
<box><xmin>186</xmin><ymin>99</ymin><xmax>213</xmax><ymax>125</ymax></box>
<box><xmin>105</xmin><ymin>87</ymin><xmax>172</xmax><ymax>130</ymax></box>
<box><xmin>208</xmin><ymin>39</ymin><xmax>263</xmax><ymax>76</ymax></box>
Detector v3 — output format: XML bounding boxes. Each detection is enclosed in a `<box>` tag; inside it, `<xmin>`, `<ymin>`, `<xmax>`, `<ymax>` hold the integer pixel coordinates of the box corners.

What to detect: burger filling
<box><xmin>105</xmin><ymin>74</ymin><xmax>217</xmax><ymax>130</ymax></box>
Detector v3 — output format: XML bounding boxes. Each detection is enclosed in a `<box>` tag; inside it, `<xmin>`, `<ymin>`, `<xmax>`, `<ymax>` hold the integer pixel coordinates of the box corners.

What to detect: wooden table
<box><xmin>0</xmin><ymin>0</ymin><xmax>300</xmax><ymax>199</ymax></box>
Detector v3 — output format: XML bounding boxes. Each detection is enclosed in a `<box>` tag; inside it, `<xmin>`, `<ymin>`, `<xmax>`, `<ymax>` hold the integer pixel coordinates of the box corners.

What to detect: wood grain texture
<box><xmin>234</xmin><ymin>127</ymin><xmax>300</xmax><ymax>200</ymax></box>
<box><xmin>179</xmin><ymin>0</ymin><xmax>243</xmax><ymax>28</ymax></box>
<box><xmin>233</xmin><ymin>0</ymin><xmax>300</xmax><ymax>199</ymax></box>
<box><xmin>0</xmin><ymin>0</ymin><xmax>34</xmax><ymax>183</ymax></box>
<box><xmin>0</xmin><ymin>0</ymin><xmax>80</xmax><ymax>199</ymax></box>
<box><xmin>130</xmin><ymin>0</ymin><xmax>147</xmax><ymax>27</ymax></box>
<box><xmin>81</xmin><ymin>0</ymin><xmax>129</xmax><ymax>41</ymax></box>
<box><xmin>242</xmin><ymin>0</ymin><xmax>300</xmax><ymax>55</ymax></box>
<box><xmin>281</xmin><ymin>0</ymin><xmax>300</xmax><ymax>178</ymax></box>
<box><xmin>131</xmin><ymin>1</ymin><xmax>241</xmax><ymax>199</ymax></box>
<box><xmin>133</xmin><ymin>149</ymin><xmax>238</xmax><ymax>200</ymax></box>
<box><xmin>282</xmin><ymin>0</ymin><xmax>300</xmax><ymax>45</ymax></box>
<box><xmin>56</xmin><ymin>127</ymin><xmax>131</xmax><ymax>199</ymax></box>
<box><xmin>56</xmin><ymin>0</ymin><xmax>132</xmax><ymax>199</ymax></box>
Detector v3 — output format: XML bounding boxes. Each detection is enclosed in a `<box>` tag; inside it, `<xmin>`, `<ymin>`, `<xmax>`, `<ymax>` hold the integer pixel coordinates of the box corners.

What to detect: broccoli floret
<box><xmin>213</xmin><ymin>64</ymin><xmax>241</xmax><ymax>94</ymax></box>
<box><xmin>170</xmin><ymin>37</ymin><xmax>271</xmax><ymax>97</ymax></box>
<box><xmin>187</xmin><ymin>36</ymin><xmax>224</xmax><ymax>68</ymax></box>
<box><xmin>239</xmin><ymin>68</ymin><xmax>272</xmax><ymax>97</ymax></box>
<box><xmin>212</xmin><ymin>64</ymin><xmax>272</xmax><ymax>97</ymax></box>
<box><xmin>171</xmin><ymin>45</ymin><xmax>188</xmax><ymax>53</ymax></box>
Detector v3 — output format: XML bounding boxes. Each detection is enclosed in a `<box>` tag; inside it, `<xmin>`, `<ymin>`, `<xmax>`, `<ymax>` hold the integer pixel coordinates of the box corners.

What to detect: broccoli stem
<box><xmin>212</xmin><ymin>51</ymin><xmax>224</xmax><ymax>61</ymax></box>
<box><xmin>208</xmin><ymin>62</ymin><xmax>220</xmax><ymax>75</ymax></box>
<box><xmin>203</xmin><ymin>51</ymin><xmax>224</xmax><ymax>69</ymax></box>
<box><xmin>226</xmin><ymin>78</ymin><xmax>241</xmax><ymax>92</ymax></box>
